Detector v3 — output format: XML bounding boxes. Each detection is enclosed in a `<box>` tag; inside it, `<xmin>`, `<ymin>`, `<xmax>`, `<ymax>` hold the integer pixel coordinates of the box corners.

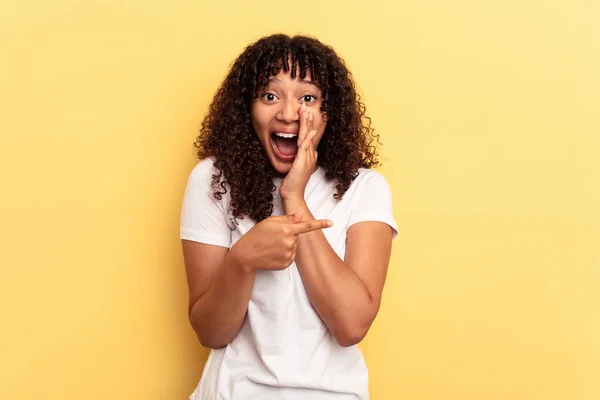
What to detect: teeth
<box><xmin>274</xmin><ymin>132</ymin><xmax>298</xmax><ymax>139</ymax></box>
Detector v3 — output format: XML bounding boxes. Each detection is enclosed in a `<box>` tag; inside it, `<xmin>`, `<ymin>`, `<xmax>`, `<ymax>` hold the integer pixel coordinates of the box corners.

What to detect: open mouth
<box><xmin>270</xmin><ymin>132</ymin><xmax>299</xmax><ymax>162</ymax></box>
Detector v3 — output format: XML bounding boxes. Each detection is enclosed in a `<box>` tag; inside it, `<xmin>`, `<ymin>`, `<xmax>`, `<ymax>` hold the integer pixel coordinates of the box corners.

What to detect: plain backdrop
<box><xmin>1</xmin><ymin>0</ymin><xmax>599</xmax><ymax>399</ymax></box>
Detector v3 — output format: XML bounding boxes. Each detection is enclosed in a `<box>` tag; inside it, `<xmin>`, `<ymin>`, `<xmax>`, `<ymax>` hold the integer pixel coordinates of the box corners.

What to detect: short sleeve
<box><xmin>180</xmin><ymin>158</ymin><xmax>232</xmax><ymax>248</ymax></box>
<box><xmin>348</xmin><ymin>170</ymin><xmax>398</xmax><ymax>240</ymax></box>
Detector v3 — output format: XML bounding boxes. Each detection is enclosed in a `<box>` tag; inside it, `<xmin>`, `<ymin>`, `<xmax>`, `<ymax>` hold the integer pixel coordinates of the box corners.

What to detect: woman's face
<box><xmin>251</xmin><ymin>69</ymin><xmax>327</xmax><ymax>174</ymax></box>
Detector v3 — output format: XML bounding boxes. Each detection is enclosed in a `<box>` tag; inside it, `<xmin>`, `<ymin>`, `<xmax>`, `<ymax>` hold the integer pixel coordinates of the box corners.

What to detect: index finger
<box><xmin>291</xmin><ymin>219</ymin><xmax>334</xmax><ymax>235</ymax></box>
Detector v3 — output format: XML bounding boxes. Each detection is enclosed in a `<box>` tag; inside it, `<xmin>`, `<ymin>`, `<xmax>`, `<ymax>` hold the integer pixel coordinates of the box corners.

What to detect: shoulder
<box><xmin>183</xmin><ymin>156</ymin><xmax>230</xmax><ymax>208</ymax></box>
<box><xmin>186</xmin><ymin>156</ymin><xmax>229</xmax><ymax>197</ymax></box>
<box><xmin>188</xmin><ymin>156</ymin><xmax>218</xmax><ymax>184</ymax></box>
<box><xmin>350</xmin><ymin>168</ymin><xmax>392</xmax><ymax>193</ymax></box>
<box><xmin>182</xmin><ymin>156</ymin><xmax>235</xmax><ymax>226</ymax></box>
<box><xmin>341</xmin><ymin>168</ymin><xmax>394</xmax><ymax>211</ymax></box>
<box><xmin>356</xmin><ymin>168</ymin><xmax>388</xmax><ymax>182</ymax></box>
<box><xmin>180</xmin><ymin>157</ymin><xmax>234</xmax><ymax>243</ymax></box>
<box><xmin>317</xmin><ymin>168</ymin><xmax>392</xmax><ymax>201</ymax></box>
<box><xmin>345</xmin><ymin>168</ymin><xmax>398</xmax><ymax>238</ymax></box>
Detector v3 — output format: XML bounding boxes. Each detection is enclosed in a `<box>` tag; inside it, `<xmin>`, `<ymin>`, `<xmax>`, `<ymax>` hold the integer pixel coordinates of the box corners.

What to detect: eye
<box><xmin>302</xmin><ymin>94</ymin><xmax>318</xmax><ymax>103</ymax></box>
<box><xmin>261</xmin><ymin>92</ymin><xmax>278</xmax><ymax>102</ymax></box>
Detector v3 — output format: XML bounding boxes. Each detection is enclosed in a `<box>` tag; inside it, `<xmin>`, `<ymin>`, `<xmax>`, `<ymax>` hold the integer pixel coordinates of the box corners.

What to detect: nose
<box><xmin>276</xmin><ymin>98</ymin><xmax>300</xmax><ymax>124</ymax></box>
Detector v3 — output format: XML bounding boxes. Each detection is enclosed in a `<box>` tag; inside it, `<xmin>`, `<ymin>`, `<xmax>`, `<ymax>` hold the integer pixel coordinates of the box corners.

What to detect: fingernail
<box><xmin>326</xmin><ymin>220</ymin><xmax>333</xmax><ymax>227</ymax></box>
<box><xmin>293</xmin><ymin>209</ymin><xmax>305</xmax><ymax>216</ymax></box>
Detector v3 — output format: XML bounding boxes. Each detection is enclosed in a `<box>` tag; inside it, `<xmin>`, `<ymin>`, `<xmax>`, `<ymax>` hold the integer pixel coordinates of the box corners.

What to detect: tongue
<box><xmin>274</xmin><ymin>136</ymin><xmax>298</xmax><ymax>156</ymax></box>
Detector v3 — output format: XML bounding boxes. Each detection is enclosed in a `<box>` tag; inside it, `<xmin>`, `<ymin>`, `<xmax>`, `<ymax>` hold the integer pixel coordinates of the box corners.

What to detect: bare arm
<box><xmin>276</xmin><ymin>102</ymin><xmax>394</xmax><ymax>346</ymax></box>
<box><xmin>285</xmin><ymin>200</ymin><xmax>393</xmax><ymax>347</ymax></box>
<box><xmin>182</xmin><ymin>240</ymin><xmax>255</xmax><ymax>349</ymax></box>
<box><xmin>182</xmin><ymin>215</ymin><xmax>333</xmax><ymax>349</ymax></box>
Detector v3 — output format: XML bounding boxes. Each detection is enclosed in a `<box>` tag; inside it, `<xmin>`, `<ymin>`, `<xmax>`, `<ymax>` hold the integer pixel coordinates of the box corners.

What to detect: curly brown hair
<box><xmin>193</xmin><ymin>34</ymin><xmax>380</xmax><ymax>223</ymax></box>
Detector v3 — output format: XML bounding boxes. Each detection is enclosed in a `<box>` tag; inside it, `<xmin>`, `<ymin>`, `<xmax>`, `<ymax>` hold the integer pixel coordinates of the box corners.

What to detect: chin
<box><xmin>269</xmin><ymin>155</ymin><xmax>294</xmax><ymax>175</ymax></box>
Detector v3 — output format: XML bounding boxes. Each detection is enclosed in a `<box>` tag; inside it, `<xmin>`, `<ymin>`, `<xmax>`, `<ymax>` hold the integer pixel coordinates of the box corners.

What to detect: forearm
<box><xmin>189</xmin><ymin>249</ymin><xmax>255</xmax><ymax>349</ymax></box>
<box><xmin>286</xmin><ymin>201</ymin><xmax>377</xmax><ymax>346</ymax></box>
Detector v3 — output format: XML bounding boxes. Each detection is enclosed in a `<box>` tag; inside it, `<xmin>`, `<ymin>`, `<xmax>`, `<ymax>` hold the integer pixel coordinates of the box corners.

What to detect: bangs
<box><xmin>253</xmin><ymin>40</ymin><xmax>321</xmax><ymax>94</ymax></box>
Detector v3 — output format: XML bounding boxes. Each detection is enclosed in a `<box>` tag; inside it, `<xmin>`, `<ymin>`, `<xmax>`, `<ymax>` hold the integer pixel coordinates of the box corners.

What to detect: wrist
<box><xmin>282</xmin><ymin>198</ymin><xmax>308</xmax><ymax>216</ymax></box>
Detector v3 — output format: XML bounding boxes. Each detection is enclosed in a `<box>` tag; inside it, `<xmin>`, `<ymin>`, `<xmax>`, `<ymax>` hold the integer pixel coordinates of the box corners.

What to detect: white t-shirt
<box><xmin>181</xmin><ymin>157</ymin><xmax>398</xmax><ymax>400</ymax></box>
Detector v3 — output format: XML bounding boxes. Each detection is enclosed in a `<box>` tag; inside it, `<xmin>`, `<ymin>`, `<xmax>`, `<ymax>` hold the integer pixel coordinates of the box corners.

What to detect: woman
<box><xmin>181</xmin><ymin>34</ymin><xmax>397</xmax><ymax>400</ymax></box>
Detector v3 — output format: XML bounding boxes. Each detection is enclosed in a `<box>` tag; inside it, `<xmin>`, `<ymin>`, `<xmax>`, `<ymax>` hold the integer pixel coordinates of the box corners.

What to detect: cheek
<box><xmin>314</xmin><ymin>124</ymin><xmax>327</xmax><ymax>146</ymax></box>
<box><xmin>318</xmin><ymin>119</ymin><xmax>327</xmax><ymax>137</ymax></box>
<box><xmin>313</xmin><ymin>114</ymin><xmax>327</xmax><ymax>148</ymax></box>
<box><xmin>251</xmin><ymin>106</ymin><xmax>269</xmax><ymax>135</ymax></box>
<box><xmin>311</xmin><ymin>110</ymin><xmax>326</xmax><ymax>131</ymax></box>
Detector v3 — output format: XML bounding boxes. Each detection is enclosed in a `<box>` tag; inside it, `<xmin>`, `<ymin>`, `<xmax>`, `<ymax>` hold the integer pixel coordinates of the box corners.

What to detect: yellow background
<box><xmin>1</xmin><ymin>0</ymin><xmax>598</xmax><ymax>399</ymax></box>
